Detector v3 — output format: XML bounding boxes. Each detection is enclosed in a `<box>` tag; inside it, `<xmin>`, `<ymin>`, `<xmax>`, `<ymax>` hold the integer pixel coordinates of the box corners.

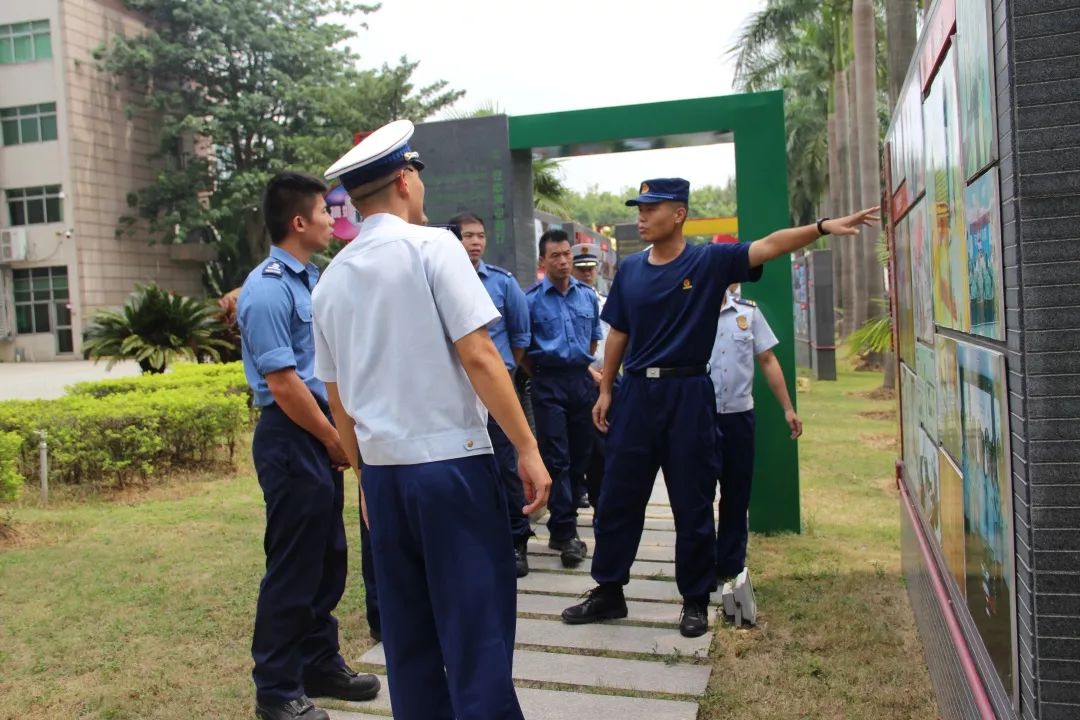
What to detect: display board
<box><xmin>884</xmin><ymin>0</ymin><xmax>1015</xmax><ymax>705</ymax></box>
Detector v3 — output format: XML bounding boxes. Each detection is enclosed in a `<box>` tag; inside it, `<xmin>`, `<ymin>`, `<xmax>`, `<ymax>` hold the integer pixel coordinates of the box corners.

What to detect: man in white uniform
<box><xmin>311</xmin><ymin>121</ymin><xmax>551</xmax><ymax>720</ymax></box>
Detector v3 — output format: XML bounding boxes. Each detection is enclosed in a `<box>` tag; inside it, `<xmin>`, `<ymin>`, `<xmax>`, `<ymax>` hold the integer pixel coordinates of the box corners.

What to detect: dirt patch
<box><xmin>859</xmin><ymin>432</ymin><xmax>897</xmax><ymax>452</ymax></box>
<box><xmin>850</xmin><ymin>387</ymin><xmax>896</xmax><ymax>401</ymax></box>
<box><xmin>859</xmin><ymin>410</ymin><xmax>896</xmax><ymax>421</ymax></box>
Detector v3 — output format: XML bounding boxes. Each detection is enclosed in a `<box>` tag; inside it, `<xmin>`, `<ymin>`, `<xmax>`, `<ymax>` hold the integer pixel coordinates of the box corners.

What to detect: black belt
<box><xmin>625</xmin><ymin>364</ymin><xmax>709</xmax><ymax>379</ymax></box>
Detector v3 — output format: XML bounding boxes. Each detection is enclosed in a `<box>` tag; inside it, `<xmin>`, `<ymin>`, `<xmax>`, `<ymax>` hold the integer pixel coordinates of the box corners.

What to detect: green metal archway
<box><xmin>508</xmin><ymin>91</ymin><xmax>800</xmax><ymax>534</ymax></box>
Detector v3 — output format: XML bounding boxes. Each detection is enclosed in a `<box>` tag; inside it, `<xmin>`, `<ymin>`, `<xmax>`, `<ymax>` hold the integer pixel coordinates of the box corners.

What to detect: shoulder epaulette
<box><xmin>486</xmin><ymin>263</ymin><xmax>514</xmax><ymax>278</ymax></box>
<box><xmin>261</xmin><ymin>260</ymin><xmax>285</xmax><ymax>279</ymax></box>
<box><xmin>734</xmin><ymin>297</ymin><xmax>757</xmax><ymax>307</ymax></box>
<box><xmin>525</xmin><ymin>281</ymin><xmax>542</xmax><ymax>294</ymax></box>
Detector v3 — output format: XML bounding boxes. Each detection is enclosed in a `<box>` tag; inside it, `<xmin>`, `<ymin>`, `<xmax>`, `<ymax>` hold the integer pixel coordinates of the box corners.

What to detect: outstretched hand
<box><xmin>824</xmin><ymin>207</ymin><xmax>880</xmax><ymax>236</ymax></box>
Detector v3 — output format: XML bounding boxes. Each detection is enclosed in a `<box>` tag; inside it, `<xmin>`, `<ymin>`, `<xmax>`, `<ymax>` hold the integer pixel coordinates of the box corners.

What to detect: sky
<box><xmin>342</xmin><ymin>0</ymin><xmax>765</xmax><ymax>193</ymax></box>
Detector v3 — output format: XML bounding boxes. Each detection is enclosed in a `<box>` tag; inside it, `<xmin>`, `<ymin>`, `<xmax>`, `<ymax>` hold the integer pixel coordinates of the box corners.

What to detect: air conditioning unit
<box><xmin>0</xmin><ymin>228</ymin><xmax>28</xmax><ymax>264</ymax></box>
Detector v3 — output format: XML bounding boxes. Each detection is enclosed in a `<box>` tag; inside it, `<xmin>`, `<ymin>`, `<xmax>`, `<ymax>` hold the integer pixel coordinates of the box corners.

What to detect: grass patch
<box><xmin>0</xmin><ymin>361</ymin><xmax>934</xmax><ymax>718</ymax></box>
<box><xmin>700</xmin><ymin>363</ymin><xmax>935</xmax><ymax>719</ymax></box>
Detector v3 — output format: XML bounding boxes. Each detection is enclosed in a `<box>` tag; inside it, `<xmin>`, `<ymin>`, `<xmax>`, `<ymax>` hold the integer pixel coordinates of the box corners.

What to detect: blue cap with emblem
<box><xmin>625</xmin><ymin>178</ymin><xmax>690</xmax><ymax>206</ymax></box>
<box><xmin>324</xmin><ymin>119</ymin><xmax>426</xmax><ymax>193</ymax></box>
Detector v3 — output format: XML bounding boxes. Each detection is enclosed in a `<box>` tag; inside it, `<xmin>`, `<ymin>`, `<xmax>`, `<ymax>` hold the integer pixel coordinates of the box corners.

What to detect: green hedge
<box><xmin>0</xmin><ymin>363</ymin><xmax>251</xmax><ymax>488</ymax></box>
<box><xmin>0</xmin><ymin>431</ymin><xmax>21</xmax><ymax>502</ymax></box>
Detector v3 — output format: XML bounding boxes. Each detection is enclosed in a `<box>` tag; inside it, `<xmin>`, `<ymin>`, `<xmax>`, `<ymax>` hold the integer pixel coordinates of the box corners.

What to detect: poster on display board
<box><xmin>925</xmin><ymin>47</ymin><xmax>970</xmax><ymax>333</ymax></box>
<box><xmin>891</xmin><ymin>75</ymin><xmax>927</xmax><ymax>217</ymax></box>
<box><xmin>957</xmin><ymin>340</ymin><xmax>1015</xmax><ymax>698</ymax></box>
<box><xmin>936</xmin><ymin>334</ymin><xmax>964</xmax><ymax>462</ymax></box>
<box><xmin>939</xmin><ymin>448</ymin><xmax>967</xmax><ymax>596</ymax></box>
<box><xmin>894</xmin><ymin>215</ymin><xmax>916</xmax><ymax>368</ymax></box>
<box><xmin>916</xmin><ymin>342</ymin><xmax>938</xmax><ymax>442</ymax></box>
<box><xmin>956</xmin><ymin>0</ymin><xmax>998</xmax><ymax>180</ymax></box>
<box><xmin>901</xmin><ymin>364</ymin><xmax>919</xmax><ymax>496</ymax></box>
<box><xmin>917</xmin><ymin>426</ymin><xmax>941</xmax><ymax>538</ymax></box>
<box><xmin>911</xmin><ymin>200</ymin><xmax>935</xmax><ymax>343</ymax></box>
<box><xmin>965</xmin><ymin>167</ymin><xmax>1005</xmax><ymax>340</ymax></box>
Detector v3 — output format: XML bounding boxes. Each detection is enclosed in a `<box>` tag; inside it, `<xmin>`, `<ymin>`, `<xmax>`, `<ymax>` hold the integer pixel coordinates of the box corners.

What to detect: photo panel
<box><xmin>911</xmin><ymin>199</ymin><xmax>935</xmax><ymax>343</ymax></box>
<box><xmin>901</xmin><ymin>363</ymin><xmax>919</xmax><ymax>496</ymax></box>
<box><xmin>939</xmin><ymin>447</ymin><xmax>967</xmax><ymax>597</ymax></box>
<box><xmin>956</xmin><ymin>0</ymin><xmax>998</xmax><ymax>180</ymax></box>
<box><xmin>965</xmin><ymin>167</ymin><xmax>1005</xmax><ymax>340</ymax></box>
<box><xmin>895</xmin><ymin>213</ymin><xmax>916</xmax><ymax>367</ymax></box>
<box><xmin>936</xmin><ymin>334</ymin><xmax>963</xmax><ymax>462</ymax></box>
<box><xmin>918</xmin><ymin>426</ymin><xmax>941</xmax><ymax>538</ymax></box>
<box><xmin>916</xmin><ymin>342</ymin><xmax>939</xmax><ymax>443</ymax></box>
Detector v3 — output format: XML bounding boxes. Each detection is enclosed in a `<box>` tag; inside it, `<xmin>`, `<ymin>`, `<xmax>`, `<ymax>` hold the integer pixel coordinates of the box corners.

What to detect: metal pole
<box><xmin>38</xmin><ymin>430</ymin><xmax>48</xmax><ymax>505</ymax></box>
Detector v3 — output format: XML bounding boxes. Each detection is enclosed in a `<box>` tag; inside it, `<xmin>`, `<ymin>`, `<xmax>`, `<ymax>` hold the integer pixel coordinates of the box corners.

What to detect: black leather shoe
<box><xmin>548</xmin><ymin>536</ymin><xmax>588</xmax><ymax>567</ymax></box>
<box><xmin>561</xmin><ymin>584</ymin><xmax>628</xmax><ymax>624</ymax></box>
<box><xmin>679</xmin><ymin>599</ymin><xmax>710</xmax><ymax>638</ymax></box>
<box><xmin>255</xmin><ymin>696</ymin><xmax>329</xmax><ymax>720</ymax></box>
<box><xmin>303</xmin><ymin>664</ymin><xmax>381</xmax><ymax>702</ymax></box>
<box><xmin>514</xmin><ymin>540</ymin><xmax>530</xmax><ymax>578</ymax></box>
<box><xmin>576</xmin><ymin>494</ymin><xmax>590</xmax><ymax>509</ymax></box>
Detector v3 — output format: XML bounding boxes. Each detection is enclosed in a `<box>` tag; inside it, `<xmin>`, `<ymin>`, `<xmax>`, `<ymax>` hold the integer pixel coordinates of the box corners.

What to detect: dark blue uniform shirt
<box><xmin>601</xmin><ymin>242</ymin><xmax>762</xmax><ymax>371</ymax></box>
<box><xmin>238</xmin><ymin>245</ymin><xmax>326</xmax><ymax>407</ymax></box>
<box><xmin>526</xmin><ymin>276</ymin><xmax>602</xmax><ymax>368</ymax></box>
<box><xmin>477</xmin><ymin>261</ymin><xmax>530</xmax><ymax>371</ymax></box>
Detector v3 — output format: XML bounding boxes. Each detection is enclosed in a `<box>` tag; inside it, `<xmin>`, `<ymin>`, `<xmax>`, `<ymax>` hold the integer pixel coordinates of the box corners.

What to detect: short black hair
<box><xmin>538</xmin><ymin>228</ymin><xmax>570</xmax><ymax>257</ymax></box>
<box><xmin>449</xmin><ymin>211</ymin><xmax>485</xmax><ymax>229</ymax></box>
<box><xmin>264</xmin><ymin>171</ymin><xmax>328</xmax><ymax>245</ymax></box>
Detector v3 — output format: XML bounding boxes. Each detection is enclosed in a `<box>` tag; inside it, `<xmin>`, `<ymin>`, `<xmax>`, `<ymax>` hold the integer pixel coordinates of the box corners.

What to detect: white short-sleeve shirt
<box><xmin>312</xmin><ymin>213</ymin><xmax>500</xmax><ymax>465</ymax></box>
<box><xmin>709</xmin><ymin>290</ymin><xmax>779</xmax><ymax>414</ymax></box>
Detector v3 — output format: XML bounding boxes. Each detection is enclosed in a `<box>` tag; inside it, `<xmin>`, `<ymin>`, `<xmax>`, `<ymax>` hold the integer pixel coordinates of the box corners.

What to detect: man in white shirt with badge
<box><xmin>710</xmin><ymin>281</ymin><xmax>802</xmax><ymax>622</ymax></box>
<box><xmin>311</xmin><ymin>120</ymin><xmax>550</xmax><ymax>720</ymax></box>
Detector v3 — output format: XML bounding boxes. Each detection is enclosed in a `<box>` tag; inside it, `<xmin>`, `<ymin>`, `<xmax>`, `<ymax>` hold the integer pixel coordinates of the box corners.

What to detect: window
<box><xmin>1</xmin><ymin>103</ymin><xmax>58</xmax><ymax>146</ymax></box>
<box><xmin>13</xmin><ymin>266</ymin><xmax>68</xmax><ymax>339</ymax></box>
<box><xmin>6</xmin><ymin>185</ymin><xmax>62</xmax><ymax>226</ymax></box>
<box><xmin>0</xmin><ymin>21</ymin><xmax>52</xmax><ymax>64</ymax></box>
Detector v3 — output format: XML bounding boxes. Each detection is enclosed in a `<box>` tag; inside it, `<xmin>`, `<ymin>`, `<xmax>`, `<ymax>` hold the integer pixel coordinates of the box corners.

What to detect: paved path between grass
<box><xmin>0</xmin><ymin>359</ymin><xmax>141</xmax><ymax>400</ymax></box>
<box><xmin>322</xmin><ymin>477</ymin><xmax>714</xmax><ymax>720</ymax></box>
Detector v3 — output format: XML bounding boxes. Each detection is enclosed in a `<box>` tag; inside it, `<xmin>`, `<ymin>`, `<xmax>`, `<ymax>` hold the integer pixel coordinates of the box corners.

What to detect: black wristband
<box><xmin>816</xmin><ymin>217</ymin><xmax>831</xmax><ymax>236</ymax></box>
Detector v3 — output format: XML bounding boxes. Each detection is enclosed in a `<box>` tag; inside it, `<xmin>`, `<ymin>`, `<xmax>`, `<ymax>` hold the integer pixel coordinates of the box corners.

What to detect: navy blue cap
<box><xmin>625</xmin><ymin>178</ymin><xmax>690</xmax><ymax>206</ymax></box>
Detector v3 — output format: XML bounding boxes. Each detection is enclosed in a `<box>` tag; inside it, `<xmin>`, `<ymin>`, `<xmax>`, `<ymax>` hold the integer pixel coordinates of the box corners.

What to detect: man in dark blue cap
<box><xmin>561</xmin><ymin>177</ymin><xmax>877</xmax><ymax>638</ymax></box>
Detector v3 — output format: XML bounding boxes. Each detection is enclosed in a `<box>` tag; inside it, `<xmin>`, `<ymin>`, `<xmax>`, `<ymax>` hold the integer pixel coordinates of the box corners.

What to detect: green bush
<box><xmin>0</xmin><ymin>363</ymin><xmax>251</xmax><ymax>488</ymax></box>
<box><xmin>0</xmin><ymin>431</ymin><xmax>22</xmax><ymax>503</ymax></box>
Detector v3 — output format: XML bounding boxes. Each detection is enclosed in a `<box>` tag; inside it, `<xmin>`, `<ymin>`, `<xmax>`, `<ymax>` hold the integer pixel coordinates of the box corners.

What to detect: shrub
<box><xmin>81</xmin><ymin>283</ymin><xmax>235</xmax><ymax>374</ymax></box>
<box><xmin>0</xmin><ymin>364</ymin><xmax>251</xmax><ymax>488</ymax></box>
<box><xmin>0</xmin><ymin>431</ymin><xmax>22</xmax><ymax>503</ymax></box>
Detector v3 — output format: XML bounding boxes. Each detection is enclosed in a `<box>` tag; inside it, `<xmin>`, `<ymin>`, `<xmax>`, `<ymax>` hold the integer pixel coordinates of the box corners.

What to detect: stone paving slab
<box><xmin>528</xmin><ymin>553</ymin><xmax>675</xmax><ymax>580</ymax></box>
<box><xmin>515</xmin><ymin>592</ymin><xmax>717</xmax><ymax>626</ymax></box>
<box><xmin>359</xmin><ymin>644</ymin><xmax>710</xmax><ymax>695</ymax></box>
<box><xmin>327</xmin><ymin>681</ymin><xmax>699</xmax><ymax>720</ymax></box>
<box><xmin>516</xmin><ymin>618</ymin><xmax>711</xmax><ymax>657</ymax></box>
<box><xmin>518</xmin><ymin>571</ymin><xmax>683</xmax><ymax>602</ymax></box>
<box><xmin>532</xmin><ymin>526</ymin><xmax>676</xmax><ymax>547</ymax></box>
<box><xmin>527</xmin><ymin>542</ymin><xmax>675</xmax><ymax>563</ymax></box>
<box><xmin>577</xmin><ymin>516</ymin><xmax>676</xmax><ymax>531</ymax></box>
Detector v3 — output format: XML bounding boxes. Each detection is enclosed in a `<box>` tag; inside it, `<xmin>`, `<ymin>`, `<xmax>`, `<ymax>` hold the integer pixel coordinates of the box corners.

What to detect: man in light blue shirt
<box><xmin>451</xmin><ymin>210</ymin><xmax>533</xmax><ymax>576</ymax></box>
<box><xmin>524</xmin><ymin>229</ymin><xmax>602</xmax><ymax>568</ymax></box>
<box><xmin>709</xmin><ymin>283</ymin><xmax>802</xmax><ymax>618</ymax></box>
<box><xmin>238</xmin><ymin>171</ymin><xmax>380</xmax><ymax>720</ymax></box>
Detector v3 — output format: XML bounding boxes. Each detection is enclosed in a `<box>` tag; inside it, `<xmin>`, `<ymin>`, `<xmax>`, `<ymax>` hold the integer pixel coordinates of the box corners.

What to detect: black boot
<box><xmin>255</xmin><ymin>696</ymin><xmax>329</xmax><ymax>720</ymax></box>
<box><xmin>514</xmin><ymin>538</ymin><xmax>530</xmax><ymax>578</ymax></box>
<box><xmin>303</xmin><ymin>664</ymin><xmax>381</xmax><ymax>702</ymax></box>
<box><xmin>548</xmin><ymin>535</ymin><xmax>588</xmax><ymax>568</ymax></box>
<box><xmin>561</xmin><ymin>584</ymin><xmax>628</xmax><ymax>624</ymax></box>
<box><xmin>679</xmin><ymin>598</ymin><xmax>710</xmax><ymax>638</ymax></box>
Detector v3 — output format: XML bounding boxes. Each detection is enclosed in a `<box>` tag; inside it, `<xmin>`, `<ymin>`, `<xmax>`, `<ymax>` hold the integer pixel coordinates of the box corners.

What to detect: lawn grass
<box><xmin>0</xmin><ymin>363</ymin><xmax>937</xmax><ymax>719</ymax></box>
<box><xmin>700</xmin><ymin>364</ymin><xmax>937</xmax><ymax>720</ymax></box>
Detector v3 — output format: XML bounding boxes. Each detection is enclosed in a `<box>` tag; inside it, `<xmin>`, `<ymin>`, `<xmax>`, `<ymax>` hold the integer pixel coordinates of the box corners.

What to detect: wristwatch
<box><xmin>816</xmin><ymin>218</ymin><xmax>831</xmax><ymax>236</ymax></box>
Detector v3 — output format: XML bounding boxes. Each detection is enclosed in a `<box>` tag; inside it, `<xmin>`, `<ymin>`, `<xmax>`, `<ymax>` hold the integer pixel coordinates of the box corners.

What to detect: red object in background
<box><xmin>711</xmin><ymin>234</ymin><xmax>738</xmax><ymax>244</ymax></box>
<box><xmin>353</xmin><ymin>130</ymin><xmax>374</xmax><ymax>145</ymax></box>
<box><xmin>920</xmin><ymin>0</ymin><xmax>956</xmax><ymax>91</ymax></box>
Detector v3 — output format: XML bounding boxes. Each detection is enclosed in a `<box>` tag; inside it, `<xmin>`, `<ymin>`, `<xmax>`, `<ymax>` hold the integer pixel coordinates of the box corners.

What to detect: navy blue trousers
<box><xmin>488</xmin><ymin>416</ymin><xmax>531</xmax><ymax>543</ymax></box>
<box><xmin>531</xmin><ymin>367</ymin><xmax>597</xmax><ymax>541</ymax></box>
<box><xmin>591</xmin><ymin>375</ymin><xmax>720</xmax><ymax>600</ymax></box>
<box><xmin>362</xmin><ymin>455</ymin><xmax>523</xmax><ymax>720</ymax></box>
<box><xmin>359</xmin><ymin>517</ymin><xmax>379</xmax><ymax>636</ymax></box>
<box><xmin>251</xmin><ymin>404</ymin><xmax>347</xmax><ymax>703</ymax></box>
<box><xmin>716</xmin><ymin>410</ymin><xmax>756</xmax><ymax>579</ymax></box>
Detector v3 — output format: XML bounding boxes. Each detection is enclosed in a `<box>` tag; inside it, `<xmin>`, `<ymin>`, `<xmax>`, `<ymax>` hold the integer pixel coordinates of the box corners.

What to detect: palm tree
<box><xmin>82</xmin><ymin>284</ymin><xmax>234</xmax><ymax>374</ymax></box>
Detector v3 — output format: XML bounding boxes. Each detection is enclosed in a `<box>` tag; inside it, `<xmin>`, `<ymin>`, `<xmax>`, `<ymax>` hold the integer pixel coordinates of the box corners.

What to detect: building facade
<box><xmin>0</xmin><ymin>0</ymin><xmax>206</xmax><ymax>362</ymax></box>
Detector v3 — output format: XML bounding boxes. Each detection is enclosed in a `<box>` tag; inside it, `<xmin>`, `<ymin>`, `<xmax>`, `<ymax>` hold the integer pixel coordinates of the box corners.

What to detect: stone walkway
<box><xmin>324</xmin><ymin>478</ymin><xmax>715</xmax><ymax>720</ymax></box>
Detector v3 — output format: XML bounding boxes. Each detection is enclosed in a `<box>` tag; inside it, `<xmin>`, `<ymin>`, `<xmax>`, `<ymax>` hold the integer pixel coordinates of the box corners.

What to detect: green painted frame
<box><xmin>509</xmin><ymin>91</ymin><xmax>799</xmax><ymax>533</ymax></box>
